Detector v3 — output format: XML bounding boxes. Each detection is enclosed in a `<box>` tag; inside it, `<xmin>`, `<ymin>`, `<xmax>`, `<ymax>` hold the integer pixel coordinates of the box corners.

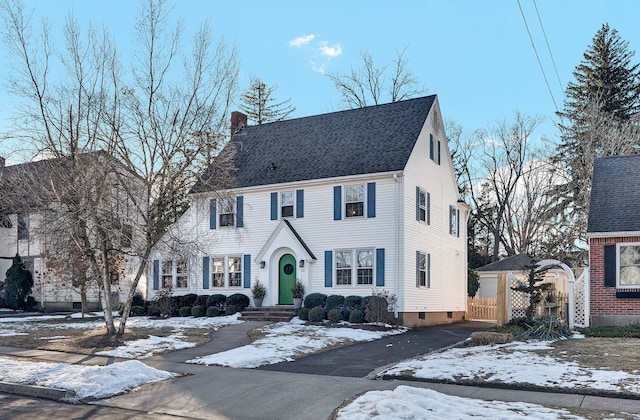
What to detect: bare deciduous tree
<box><xmin>328</xmin><ymin>46</ymin><xmax>426</xmax><ymax>108</ymax></box>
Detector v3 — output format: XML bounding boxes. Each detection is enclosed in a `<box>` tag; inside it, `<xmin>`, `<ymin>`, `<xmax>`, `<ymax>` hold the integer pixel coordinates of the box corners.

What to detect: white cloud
<box><xmin>289</xmin><ymin>34</ymin><xmax>315</xmax><ymax>47</ymax></box>
<box><xmin>319</xmin><ymin>41</ymin><xmax>343</xmax><ymax>57</ymax></box>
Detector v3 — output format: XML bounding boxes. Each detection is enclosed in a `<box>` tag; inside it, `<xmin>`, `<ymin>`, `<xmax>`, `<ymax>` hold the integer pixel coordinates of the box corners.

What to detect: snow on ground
<box><xmin>0</xmin><ymin>356</ymin><xmax>176</xmax><ymax>402</ymax></box>
<box><xmin>96</xmin><ymin>334</ymin><xmax>196</xmax><ymax>359</ymax></box>
<box><xmin>187</xmin><ymin>318</ymin><xmax>407</xmax><ymax>368</ymax></box>
<box><xmin>336</xmin><ymin>385</ymin><xmax>586</xmax><ymax>420</ymax></box>
<box><xmin>381</xmin><ymin>340</ymin><xmax>640</xmax><ymax>394</ymax></box>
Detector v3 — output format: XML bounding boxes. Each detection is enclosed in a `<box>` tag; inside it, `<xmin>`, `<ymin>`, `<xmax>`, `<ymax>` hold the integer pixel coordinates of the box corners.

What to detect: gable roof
<box><xmin>476</xmin><ymin>254</ymin><xmax>533</xmax><ymax>272</ymax></box>
<box><xmin>587</xmin><ymin>154</ymin><xmax>640</xmax><ymax>234</ymax></box>
<box><xmin>192</xmin><ymin>95</ymin><xmax>437</xmax><ymax>192</ymax></box>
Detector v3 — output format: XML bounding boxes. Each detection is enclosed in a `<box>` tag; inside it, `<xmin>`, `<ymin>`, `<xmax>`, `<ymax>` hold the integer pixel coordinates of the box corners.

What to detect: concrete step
<box><xmin>240</xmin><ymin>306</ymin><xmax>296</xmax><ymax>322</ymax></box>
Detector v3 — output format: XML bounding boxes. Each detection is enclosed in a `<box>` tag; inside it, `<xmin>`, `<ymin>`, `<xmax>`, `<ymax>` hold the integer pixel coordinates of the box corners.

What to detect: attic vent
<box><xmin>432</xmin><ymin>108</ymin><xmax>440</xmax><ymax>132</ymax></box>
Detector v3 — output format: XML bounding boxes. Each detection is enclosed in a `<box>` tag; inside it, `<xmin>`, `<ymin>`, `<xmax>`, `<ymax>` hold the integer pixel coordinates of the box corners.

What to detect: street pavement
<box><xmin>2</xmin><ymin>320</ymin><xmax>640</xmax><ymax>419</ymax></box>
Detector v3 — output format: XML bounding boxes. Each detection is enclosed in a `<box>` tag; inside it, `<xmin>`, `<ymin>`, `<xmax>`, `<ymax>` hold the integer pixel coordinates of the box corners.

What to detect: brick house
<box><xmin>587</xmin><ymin>155</ymin><xmax>640</xmax><ymax>326</ymax></box>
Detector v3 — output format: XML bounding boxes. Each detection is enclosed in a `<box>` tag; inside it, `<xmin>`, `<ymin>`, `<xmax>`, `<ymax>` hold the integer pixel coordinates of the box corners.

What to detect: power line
<box><xmin>533</xmin><ymin>0</ymin><xmax>564</xmax><ymax>99</ymax></box>
<box><xmin>517</xmin><ymin>0</ymin><xmax>559</xmax><ymax>112</ymax></box>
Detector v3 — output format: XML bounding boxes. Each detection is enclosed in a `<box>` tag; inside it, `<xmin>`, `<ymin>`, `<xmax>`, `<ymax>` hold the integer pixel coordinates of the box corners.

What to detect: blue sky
<box><xmin>2</xmin><ymin>0</ymin><xmax>640</xmax><ymax>158</ymax></box>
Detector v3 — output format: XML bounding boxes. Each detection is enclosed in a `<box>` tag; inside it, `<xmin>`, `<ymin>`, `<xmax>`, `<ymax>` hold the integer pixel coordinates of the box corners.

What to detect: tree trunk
<box><xmin>117</xmin><ymin>248</ymin><xmax>151</xmax><ymax>337</ymax></box>
<box><xmin>81</xmin><ymin>288</ymin><xmax>87</xmax><ymax>319</ymax></box>
<box><xmin>99</xmin><ymin>243</ymin><xmax>116</xmax><ymax>335</ymax></box>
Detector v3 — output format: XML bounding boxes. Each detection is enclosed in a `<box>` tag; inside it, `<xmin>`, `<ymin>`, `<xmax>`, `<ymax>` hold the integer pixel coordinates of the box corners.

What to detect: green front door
<box><xmin>279</xmin><ymin>254</ymin><xmax>297</xmax><ymax>304</ymax></box>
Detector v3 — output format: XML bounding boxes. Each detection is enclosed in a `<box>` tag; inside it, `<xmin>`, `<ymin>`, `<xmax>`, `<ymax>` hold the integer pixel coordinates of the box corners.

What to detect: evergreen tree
<box><xmin>511</xmin><ymin>262</ymin><xmax>552</xmax><ymax>320</ymax></box>
<box><xmin>4</xmin><ymin>254</ymin><xmax>33</xmax><ymax>309</ymax></box>
<box><xmin>555</xmin><ymin>23</ymin><xmax>640</xmax><ymax>245</ymax></box>
<box><xmin>239</xmin><ymin>77</ymin><xmax>295</xmax><ymax>125</ymax></box>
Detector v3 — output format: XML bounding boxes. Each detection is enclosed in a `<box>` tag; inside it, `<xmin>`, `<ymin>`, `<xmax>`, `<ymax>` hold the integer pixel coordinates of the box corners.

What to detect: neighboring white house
<box><xmin>149</xmin><ymin>96</ymin><xmax>469</xmax><ymax>327</ymax></box>
<box><xmin>0</xmin><ymin>155</ymin><xmax>145</xmax><ymax>311</ymax></box>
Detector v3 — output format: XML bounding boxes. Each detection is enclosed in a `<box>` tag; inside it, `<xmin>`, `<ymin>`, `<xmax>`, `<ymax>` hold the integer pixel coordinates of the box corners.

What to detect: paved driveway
<box><xmin>257</xmin><ymin>321</ymin><xmax>494</xmax><ymax>377</ymax></box>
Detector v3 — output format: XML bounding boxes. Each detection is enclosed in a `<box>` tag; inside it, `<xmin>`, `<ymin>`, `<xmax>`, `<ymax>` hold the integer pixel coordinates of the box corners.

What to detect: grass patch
<box><xmin>487</xmin><ymin>323</ymin><xmax>525</xmax><ymax>335</ymax></box>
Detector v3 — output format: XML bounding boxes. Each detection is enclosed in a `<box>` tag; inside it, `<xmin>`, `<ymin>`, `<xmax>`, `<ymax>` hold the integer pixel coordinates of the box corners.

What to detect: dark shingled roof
<box><xmin>587</xmin><ymin>155</ymin><xmax>640</xmax><ymax>234</ymax></box>
<box><xmin>192</xmin><ymin>95</ymin><xmax>436</xmax><ymax>192</ymax></box>
<box><xmin>476</xmin><ymin>254</ymin><xmax>533</xmax><ymax>272</ymax></box>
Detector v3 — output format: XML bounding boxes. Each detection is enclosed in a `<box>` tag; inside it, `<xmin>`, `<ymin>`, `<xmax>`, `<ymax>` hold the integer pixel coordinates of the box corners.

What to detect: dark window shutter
<box><xmin>209</xmin><ymin>199</ymin><xmax>217</xmax><ymax>229</ymax></box>
<box><xmin>449</xmin><ymin>205</ymin><xmax>453</xmax><ymax>234</ymax></box>
<box><xmin>153</xmin><ymin>259</ymin><xmax>159</xmax><ymax>290</ymax></box>
<box><xmin>456</xmin><ymin>209</ymin><xmax>460</xmax><ymax>237</ymax></box>
<box><xmin>416</xmin><ymin>186</ymin><xmax>420</xmax><ymax>221</ymax></box>
<box><xmin>236</xmin><ymin>196</ymin><xmax>244</xmax><ymax>228</ymax></box>
<box><xmin>296</xmin><ymin>189</ymin><xmax>304</xmax><ymax>218</ymax></box>
<box><xmin>270</xmin><ymin>192</ymin><xmax>278</xmax><ymax>220</ymax></box>
<box><xmin>604</xmin><ymin>245</ymin><xmax>617</xmax><ymax>287</ymax></box>
<box><xmin>437</xmin><ymin>140</ymin><xmax>441</xmax><ymax>165</ymax></box>
<box><xmin>427</xmin><ymin>192</ymin><xmax>431</xmax><ymax>225</ymax></box>
<box><xmin>367</xmin><ymin>182</ymin><xmax>376</xmax><ymax>218</ymax></box>
<box><xmin>427</xmin><ymin>253</ymin><xmax>431</xmax><ymax>288</ymax></box>
<box><xmin>333</xmin><ymin>186</ymin><xmax>342</xmax><ymax>220</ymax></box>
<box><xmin>243</xmin><ymin>254</ymin><xmax>251</xmax><ymax>288</ymax></box>
<box><xmin>429</xmin><ymin>134</ymin><xmax>434</xmax><ymax>160</ymax></box>
<box><xmin>376</xmin><ymin>248</ymin><xmax>385</xmax><ymax>286</ymax></box>
<box><xmin>325</xmin><ymin>250</ymin><xmax>333</xmax><ymax>287</ymax></box>
<box><xmin>416</xmin><ymin>251</ymin><xmax>420</xmax><ymax>287</ymax></box>
<box><xmin>202</xmin><ymin>256</ymin><xmax>210</xmax><ymax>289</ymax></box>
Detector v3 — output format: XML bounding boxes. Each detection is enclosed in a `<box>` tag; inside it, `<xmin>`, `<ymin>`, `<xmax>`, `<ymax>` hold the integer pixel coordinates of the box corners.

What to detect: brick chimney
<box><xmin>0</xmin><ymin>156</ymin><xmax>4</xmax><ymax>169</ymax></box>
<box><xmin>231</xmin><ymin>111</ymin><xmax>247</xmax><ymax>136</ymax></box>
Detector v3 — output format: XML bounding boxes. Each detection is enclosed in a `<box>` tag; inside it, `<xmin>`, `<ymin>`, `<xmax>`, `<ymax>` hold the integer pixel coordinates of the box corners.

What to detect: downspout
<box><xmin>394</xmin><ymin>173</ymin><xmax>400</xmax><ymax>318</ymax></box>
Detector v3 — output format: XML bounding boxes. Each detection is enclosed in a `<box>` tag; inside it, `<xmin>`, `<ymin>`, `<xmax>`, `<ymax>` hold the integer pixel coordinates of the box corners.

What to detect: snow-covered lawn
<box><xmin>336</xmin><ymin>385</ymin><xmax>588</xmax><ymax>420</ymax></box>
<box><xmin>0</xmin><ymin>357</ymin><xmax>176</xmax><ymax>402</ymax></box>
<box><xmin>187</xmin><ymin>318</ymin><xmax>407</xmax><ymax>368</ymax></box>
<box><xmin>381</xmin><ymin>339</ymin><xmax>640</xmax><ymax>395</ymax></box>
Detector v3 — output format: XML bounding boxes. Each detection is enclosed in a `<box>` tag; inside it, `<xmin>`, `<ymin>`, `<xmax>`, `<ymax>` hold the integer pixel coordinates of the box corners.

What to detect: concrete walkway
<box><xmin>1</xmin><ymin>321</ymin><xmax>640</xmax><ymax>419</ymax></box>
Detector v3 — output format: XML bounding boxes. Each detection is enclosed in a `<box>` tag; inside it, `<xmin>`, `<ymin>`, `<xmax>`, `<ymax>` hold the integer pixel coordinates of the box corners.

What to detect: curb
<box><xmin>0</xmin><ymin>381</ymin><xmax>73</xmax><ymax>401</ymax></box>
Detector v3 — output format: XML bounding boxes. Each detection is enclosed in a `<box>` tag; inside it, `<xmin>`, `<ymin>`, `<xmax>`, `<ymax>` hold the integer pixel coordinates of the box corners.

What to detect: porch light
<box><xmin>299</xmin><ymin>260</ymin><xmax>304</xmax><ymax>268</ymax></box>
<box><xmin>260</xmin><ymin>261</ymin><xmax>266</xmax><ymax>269</ymax></box>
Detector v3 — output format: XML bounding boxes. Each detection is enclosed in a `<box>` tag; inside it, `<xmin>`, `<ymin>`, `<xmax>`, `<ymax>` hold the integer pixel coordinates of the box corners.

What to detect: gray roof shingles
<box><xmin>476</xmin><ymin>254</ymin><xmax>533</xmax><ymax>272</ymax></box>
<box><xmin>587</xmin><ymin>154</ymin><xmax>640</xmax><ymax>234</ymax></box>
<box><xmin>192</xmin><ymin>95</ymin><xmax>436</xmax><ymax>192</ymax></box>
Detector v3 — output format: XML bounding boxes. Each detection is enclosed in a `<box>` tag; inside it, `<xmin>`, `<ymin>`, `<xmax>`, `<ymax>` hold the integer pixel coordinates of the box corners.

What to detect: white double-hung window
<box><xmin>345</xmin><ymin>185</ymin><xmax>364</xmax><ymax>217</ymax></box>
<box><xmin>618</xmin><ymin>244</ymin><xmax>640</xmax><ymax>286</ymax></box>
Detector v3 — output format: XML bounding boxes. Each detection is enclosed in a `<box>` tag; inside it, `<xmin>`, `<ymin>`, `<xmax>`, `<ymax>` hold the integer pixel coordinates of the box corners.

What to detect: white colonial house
<box><xmin>149</xmin><ymin>96</ymin><xmax>469</xmax><ymax>326</ymax></box>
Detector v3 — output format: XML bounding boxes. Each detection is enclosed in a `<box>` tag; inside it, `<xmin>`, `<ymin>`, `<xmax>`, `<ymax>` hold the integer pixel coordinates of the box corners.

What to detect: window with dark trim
<box><xmin>17</xmin><ymin>213</ymin><xmax>29</xmax><ymax>240</ymax></box>
<box><xmin>418</xmin><ymin>189</ymin><xmax>427</xmax><ymax>222</ymax></box>
<box><xmin>418</xmin><ymin>252</ymin><xmax>427</xmax><ymax>287</ymax></box>
<box><xmin>618</xmin><ymin>243</ymin><xmax>640</xmax><ymax>287</ymax></box>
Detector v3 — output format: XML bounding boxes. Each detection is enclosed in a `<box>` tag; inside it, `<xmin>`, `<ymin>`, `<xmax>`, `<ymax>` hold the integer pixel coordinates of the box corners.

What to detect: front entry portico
<box><xmin>279</xmin><ymin>254</ymin><xmax>296</xmax><ymax>304</ymax></box>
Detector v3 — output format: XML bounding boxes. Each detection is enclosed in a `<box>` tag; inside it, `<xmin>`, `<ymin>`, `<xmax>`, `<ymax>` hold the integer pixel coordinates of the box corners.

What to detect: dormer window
<box><xmin>345</xmin><ymin>185</ymin><xmax>364</xmax><ymax>217</ymax></box>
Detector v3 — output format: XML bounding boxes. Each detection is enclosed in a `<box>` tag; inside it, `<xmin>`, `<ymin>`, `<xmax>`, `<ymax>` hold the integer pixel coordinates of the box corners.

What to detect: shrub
<box><xmin>227</xmin><ymin>293</ymin><xmax>250</xmax><ymax>311</ymax></box>
<box><xmin>515</xmin><ymin>316</ymin><xmax>571</xmax><ymax>340</ymax></box>
<box><xmin>298</xmin><ymin>307</ymin><xmax>310</xmax><ymax>321</ymax></box>
<box><xmin>207</xmin><ymin>294</ymin><xmax>226</xmax><ymax>309</ymax></box>
<box><xmin>149</xmin><ymin>286</ymin><xmax>174</xmax><ymax>317</ymax></box>
<box><xmin>304</xmin><ymin>293</ymin><xmax>327</xmax><ymax>309</ymax></box>
<box><xmin>132</xmin><ymin>293</ymin><xmax>145</xmax><ymax>308</ymax></box>
<box><xmin>179</xmin><ymin>294</ymin><xmax>198</xmax><ymax>308</ymax></box>
<box><xmin>225</xmin><ymin>304</ymin><xmax>238</xmax><ymax>315</ymax></box>
<box><xmin>191</xmin><ymin>305</ymin><xmax>206</xmax><ymax>317</ymax></box>
<box><xmin>206</xmin><ymin>306</ymin><xmax>220</xmax><ymax>317</ymax></box>
<box><xmin>291</xmin><ymin>280</ymin><xmax>305</xmax><ymax>298</ymax></box>
<box><xmin>130</xmin><ymin>305</ymin><xmax>146</xmax><ymax>316</ymax></box>
<box><xmin>3</xmin><ymin>255</ymin><xmax>33</xmax><ymax>310</ymax></box>
<box><xmin>343</xmin><ymin>295</ymin><xmax>363</xmax><ymax>310</ymax></box>
<box><xmin>308</xmin><ymin>306</ymin><xmax>325</xmax><ymax>322</ymax></box>
<box><xmin>349</xmin><ymin>309</ymin><xmax>364</xmax><ymax>323</ymax></box>
<box><xmin>582</xmin><ymin>324</ymin><xmax>640</xmax><ymax>338</ymax></box>
<box><xmin>365</xmin><ymin>289</ymin><xmax>397</xmax><ymax>324</ymax></box>
<box><xmin>328</xmin><ymin>308</ymin><xmax>342</xmax><ymax>323</ymax></box>
<box><xmin>179</xmin><ymin>306</ymin><xmax>192</xmax><ymax>317</ymax></box>
<box><xmin>170</xmin><ymin>296</ymin><xmax>181</xmax><ymax>316</ymax></box>
<box><xmin>325</xmin><ymin>295</ymin><xmax>345</xmax><ymax>310</ymax></box>
<box><xmin>252</xmin><ymin>280</ymin><xmax>267</xmax><ymax>299</ymax></box>
<box><xmin>194</xmin><ymin>295</ymin><xmax>209</xmax><ymax>307</ymax></box>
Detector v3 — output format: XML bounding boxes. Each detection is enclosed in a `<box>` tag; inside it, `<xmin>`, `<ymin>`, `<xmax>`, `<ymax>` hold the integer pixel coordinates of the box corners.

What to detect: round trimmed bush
<box><xmin>308</xmin><ymin>306</ymin><xmax>325</xmax><ymax>322</ymax></box>
<box><xmin>207</xmin><ymin>294</ymin><xmax>226</xmax><ymax>309</ymax></box>
<box><xmin>191</xmin><ymin>305</ymin><xmax>206</xmax><ymax>317</ymax></box>
<box><xmin>206</xmin><ymin>306</ymin><xmax>220</xmax><ymax>317</ymax></box>
<box><xmin>325</xmin><ymin>295</ymin><xmax>345</xmax><ymax>310</ymax></box>
<box><xmin>328</xmin><ymin>308</ymin><xmax>342</xmax><ymax>323</ymax></box>
<box><xmin>299</xmin><ymin>307</ymin><xmax>310</xmax><ymax>321</ymax></box>
<box><xmin>132</xmin><ymin>293</ymin><xmax>145</xmax><ymax>307</ymax></box>
<box><xmin>225</xmin><ymin>304</ymin><xmax>238</xmax><ymax>315</ymax></box>
<box><xmin>227</xmin><ymin>293</ymin><xmax>250</xmax><ymax>311</ymax></box>
<box><xmin>130</xmin><ymin>305</ymin><xmax>146</xmax><ymax>316</ymax></box>
<box><xmin>304</xmin><ymin>293</ymin><xmax>327</xmax><ymax>309</ymax></box>
<box><xmin>344</xmin><ymin>295</ymin><xmax>363</xmax><ymax>310</ymax></box>
<box><xmin>179</xmin><ymin>306</ymin><xmax>192</xmax><ymax>317</ymax></box>
<box><xmin>349</xmin><ymin>309</ymin><xmax>364</xmax><ymax>323</ymax></box>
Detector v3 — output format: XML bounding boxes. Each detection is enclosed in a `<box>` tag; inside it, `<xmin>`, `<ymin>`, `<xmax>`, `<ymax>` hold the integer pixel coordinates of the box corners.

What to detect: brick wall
<box><xmin>590</xmin><ymin>235</ymin><xmax>640</xmax><ymax>316</ymax></box>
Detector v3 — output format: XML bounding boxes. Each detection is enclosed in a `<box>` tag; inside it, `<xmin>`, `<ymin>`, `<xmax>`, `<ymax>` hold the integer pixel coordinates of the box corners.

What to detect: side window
<box><xmin>161</xmin><ymin>261</ymin><xmax>173</xmax><ymax>288</ymax></box>
<box><xmin>212</xmin><ymin>257</ymin><xmax>225</xmax><ymax>287</ymax></box>
<box><xmin>228</xmin><ymin>256</ymin><xmax>242</xmax><ymax>287</ymax></box>
<box><xmin>418</xmin><ymin>189</ymin><xmax>426</xmax><ymax>222</ymax></box>
<box><xmin>345</xmin><ymin>185</ymin><xmax>364</xmax><ymax>217</ymax></box>
<box><xmin>17</xmin><ymin>213</ymin><xmax>29</xmax><ymax>240</ymax></box>
<box><xmin>336</xmin><ymin>250</ymin><xmax>353</xmax><ymax>285</ymax></box>
<box><xmin>175</xmin><ymin>261</ymin><xmax>188</xmax><ymax>288</ymax></box>
<box><xmin>618</xmin><ymin>244</ymin><xmax>640</xmax><ymax>287</ymax></box>
<box><xmin>418</xmin><ymin>252</ymin><xmax>427</xmax><ymax>287</ymax></box>
<box><xmin>357</xmin><ymin>250</ymin><xmax>373</xmax><ymax>285</ymax></box>
<box><xmin>449</xmin><ymin>205</ymin><xmax>458</xmax><ymax>236</ymax></box>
